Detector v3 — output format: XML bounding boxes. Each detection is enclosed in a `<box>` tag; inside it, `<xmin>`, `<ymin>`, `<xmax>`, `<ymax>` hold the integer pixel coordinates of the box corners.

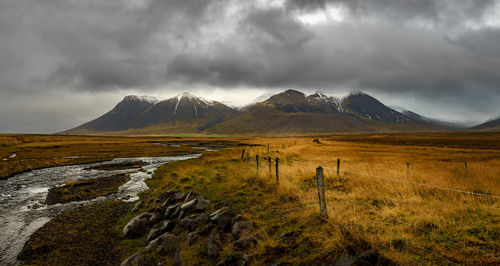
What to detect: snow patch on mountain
<box><xmin>123</xmin><ymin>95</ymin><xmax>158</xmax><ymax>103</ymax></box>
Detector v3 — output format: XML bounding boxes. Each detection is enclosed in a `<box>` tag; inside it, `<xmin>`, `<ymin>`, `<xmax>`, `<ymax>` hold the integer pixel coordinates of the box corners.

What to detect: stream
<box><xmin>0</xmin><ymin>153</ymin><xmax>201</xmax><ymax>265</ymax></box>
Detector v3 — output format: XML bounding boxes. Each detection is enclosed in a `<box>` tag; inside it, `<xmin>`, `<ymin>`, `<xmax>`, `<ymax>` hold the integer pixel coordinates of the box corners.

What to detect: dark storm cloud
<box><xmin>1</xmin><ymin>0</ymin><xmax>500</xmax><ymax>132</ymax></box>
<box><xmin>0</xmin><ymin>0</ymin><xmax>225</xmax><ymax>91</ymax></box>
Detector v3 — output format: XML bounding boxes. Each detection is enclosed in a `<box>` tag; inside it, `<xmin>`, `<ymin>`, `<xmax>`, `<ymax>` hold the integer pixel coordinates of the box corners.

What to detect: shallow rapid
<box><xmin>0</xmin><ymin>154</ymin><xmax>200</xmax><ymax>265</ymax></box>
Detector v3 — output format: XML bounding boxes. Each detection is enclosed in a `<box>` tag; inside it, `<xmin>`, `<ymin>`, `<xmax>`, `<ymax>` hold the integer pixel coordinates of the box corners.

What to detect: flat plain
<box><xmin>1</xmin><ymin>132</ymin><xmax>499</xmax><ymax>265</ymax></box>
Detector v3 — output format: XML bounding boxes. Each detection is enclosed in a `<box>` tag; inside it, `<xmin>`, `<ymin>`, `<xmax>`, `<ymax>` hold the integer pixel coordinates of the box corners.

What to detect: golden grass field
<box><xmin>143</xmin><ymin>132</ymin><xmax>500</xmax><ymax>265</ymax></box>
<box><xmin>2</xmin><ymin>132</ymin><xmax>499</xmax><ymax>265</ymax></box>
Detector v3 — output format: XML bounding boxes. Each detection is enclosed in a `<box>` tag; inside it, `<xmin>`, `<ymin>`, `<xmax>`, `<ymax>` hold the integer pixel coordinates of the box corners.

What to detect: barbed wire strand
<box><xmin>285</xmin><ymin>160</ymin><xmax>500</xmax><ymax>200</ymax></box>
<box><xmin>339</xmin><ymin>198</ymin><xmax>460</xmax><ymax>265</ymax></box>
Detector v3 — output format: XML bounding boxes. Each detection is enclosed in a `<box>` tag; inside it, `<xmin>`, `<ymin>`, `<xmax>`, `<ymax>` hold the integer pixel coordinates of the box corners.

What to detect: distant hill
<box><xmin>62</xmin><ymin>89</ymin><xmax>453</xmax><ymax>135</ymax></box>
<box><xmin>208</xmin><ymin>90</ymin><xmax>446</xmax><ymax>134</ymax></box>
<box><xmin>133</xmin><ymin>93</ymin><xmax>238</xmax><ymax>129</ymax></box>
<box><xmin>63</xmin><ymin>95</ymin><xmax>158</xmax><ymax>134</ymax></box>
<box><xmin>470</xmin><ymin>117</ymin><xmax>500</xmax><ymax>131</ymax></box>
<box><xmin>391</xmin><ymin>106</ymin><xmax>466</xmax><ymax>129</ymax></box>
<box><xmin>62</xmin><ymin>93</ymin><xmax>239</xmax><ymax>134</ymax></box>
<box><xmin>339</xmin><ymin>91</ymin><xmax>409</xmax><ymax>123</ymax></box>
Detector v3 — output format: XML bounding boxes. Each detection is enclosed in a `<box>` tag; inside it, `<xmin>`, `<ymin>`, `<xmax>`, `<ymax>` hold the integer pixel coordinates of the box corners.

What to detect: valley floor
<box><xmin>1</xmin><ymin>132</ymin><xmax>499</xmax><ymax>265</ymax></box>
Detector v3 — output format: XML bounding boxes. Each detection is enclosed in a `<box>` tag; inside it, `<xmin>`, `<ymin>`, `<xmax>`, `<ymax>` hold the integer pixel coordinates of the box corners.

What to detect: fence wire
<box><xmin>246</xmin><ymin>155</ymin><xmax>500</xmax><ymax>261</ymax></box>
<box><xmin>286</xmin><ymin>159</ymin><xmax>500</xmax><ymax>200</ymax></box>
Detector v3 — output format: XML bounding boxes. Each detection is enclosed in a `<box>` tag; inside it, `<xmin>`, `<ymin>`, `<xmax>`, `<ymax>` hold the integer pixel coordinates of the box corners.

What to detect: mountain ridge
<box><xmin>470</xmin><ymin>117</ymin><xmax>500</xmax><ymax>131</ymax></box>
<box><xmin>62</xmin><ymin>90</ymin><xmax>457</xmax><ymax>135</ymax></box>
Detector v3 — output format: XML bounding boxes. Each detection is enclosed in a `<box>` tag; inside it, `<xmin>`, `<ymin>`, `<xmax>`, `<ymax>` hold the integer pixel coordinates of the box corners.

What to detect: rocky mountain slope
<box><xmin>63</xmin><ymin>93</ymin><xmax>238</xmax><ymax>134</ymax></box>
<box><xmin>64</xmin><ymin>95</ymin><xmax>157</xmax><ymax>133</ymax></box>
<box><xmin>470</xmin><ymin>117</ymin><xmax>500</xmax><ymax>131</ymax></box>
<box><xmin>208</xmin><ymin>90</ymin><xmax>446</xmax><ymax>134</ymax></box>
<box><xmin>63</xmin><ymin>90</ymin><xmax>451</xmax><ymax>135</ymax></box>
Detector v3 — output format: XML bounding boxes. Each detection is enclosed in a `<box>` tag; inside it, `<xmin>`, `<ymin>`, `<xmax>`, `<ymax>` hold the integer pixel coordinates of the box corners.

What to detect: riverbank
<box><xmin>0</xmin><ymin>143</ymin><xmax>205</xmax><ymax>265</ymax></box>
<box><xmin>3</xmin><ymin>133</ymin><xmax>500</xmax><ymax>265</ymax></box>
<box><xmin>45</xmin><ymin>173</ymin><xmax>130</xmax><ymax>205</ymax></box>
<box><xmin>18</xmin><ymin>201</ymin><xmax>131</xmax><ymax>265</ymax></box>
<box><xmin>0</xmin><ymin>134</ymin><xmax>236</xmax><ymax>180</ymax></box>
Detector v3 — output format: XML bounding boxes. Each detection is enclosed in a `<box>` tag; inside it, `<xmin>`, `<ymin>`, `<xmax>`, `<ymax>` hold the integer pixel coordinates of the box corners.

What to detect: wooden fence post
<box><xmin>406</xmin><ymin>162</ymin><xmax>410</xmax><ymax>177</ymax></box>
<box><xmin>336</xmin><ymin>158</ymin><xmax>340</xmax><ymax>176</ymax></box>
<box><xmin>241</xmin><ymin>149</ymin><xmax>245</xmax><ymax>160</ymax></box>
<box><xmin>316</xmin><ymin>166</ymin><xmax>327</xmax><ymax>216</ymax></box>
<box><xmin>464</xmin><ymin>161</ymin><xmax>467</xmax><ymax>176</ymax></box>
<box><xmin>256</xmin><ymin>155</ymin><xmax>259</xmax><ymax>172</ymax></box>
<box><xmin>275</xmin><ymin>157</ymin><xmax>279</xmax><ymax>185</ymax></box>
<box><xmin>268</xmin><ymin>156</ymin><xmax>272</xmax><ymax>177</ymax></box>
<box><xmin>267</xmin><ymin>143</ymin><xmax>270</xmax><ymax>154</ymax></box>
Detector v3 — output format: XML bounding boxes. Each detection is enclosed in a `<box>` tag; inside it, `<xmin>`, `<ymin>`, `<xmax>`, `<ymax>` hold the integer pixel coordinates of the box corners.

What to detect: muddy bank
<box><xmin>0</xmin><ymin>154</ymin><xmax>201</xmax><ymax>265</ymax></box>
<box><xmin>45</xmin><ymin>173</ymin><xmax>130</xmax><ymax>205</ymax></box>
<box><xmin>18</xmin><ymin>201</ymin><xmax>131</xmax><ymax>266</ymax></box>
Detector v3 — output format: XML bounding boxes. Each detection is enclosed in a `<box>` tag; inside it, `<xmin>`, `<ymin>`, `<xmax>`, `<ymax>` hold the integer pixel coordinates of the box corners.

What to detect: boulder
<box><xmin>358</xmin><ymin>250</ymin><xmax>398</xmax><ymax>266</ymax></box>
<box><xmin>146</xmin><ymin>228</ymin><xmax>162</xmax><ymax>244</ymax></box>
<box><xmin>215</xmin><ymin>202</ymin><xmax>229</xmax><ymax>209</ymax></box>
<box><xmin>158</xmin><ymin>234</ymin><xmax>181</xmax><ymax>257</ymax></box>
<box><xmin>173</xmin><ymin>192</ymin><xmax>186</xmax><ymax>202</ymax></box>
<box><xmin>180</xmin><ymin>199</ymin><xmax>197</xmax><ymax>212</ymax></box>
<box><xmin>184</xmin><ymin>191</ymin><xmax>199</xmax><ymax>202</ymax></box>
<box><xmin>194</xmin><ymin>196</ymin><xmax>211</xmax><ymax>212</ymax></box>
<box><xmin>145</xmin><ymin>232</ymin><xmax>180</xmax><ymax>257</ymax></box>
<box><xmin>233</xmin><ymin>237</ymin><xmax>257</xmax><ymax>251</ymax></box>
<box><xmin>162</xmin><ymin>196</ymin><xmax>177</xmax><ymax>207</ymax></box>
<box><xmin>147</xmin><ymin>221</ymin><xmax>174</xmax><ymax>243</ymax></box>
<box><xmin>231</xmin><ymin>215</ymin><xmax>255</xmax><ymax>240</ymax></box>
<box><xmin>132</xmin><ymin>199</ymin><xmax>145</xmax><ymax>212</ymax></box>
<box><xmin>333</xmin><ymin>254</ymin><xmax>360</xmax><ymax>266</ymax></box>
<box><xmin>148</xmin><ymin>207</ymin><xmax>165</xmax><ymax>224</ymax></box>
<box><xmin>120</xmin><ymin>252</ymin><xmax>152</xmax><ymax>266</ymax></box>
<box><xmin>179</xmin><ymin>213</ymin><xmax>210</xmax><ymax>231</ymax></box>
<box><xmin>200</xmin><ymin>223</ymin><xmax>216</xmax><ymax>236</ymax></box>
<box><xmin>123</xmin><ymin>212</ymin><xmax>153</xmax><ymax>238</ymax></box>
<box><xmin>155</xmin><ymin>190</ymin><xmax>177</xmax><ymax>204</ymax></box>
<box><xmin>185</xmin><ymin>231</ymin><xmax>199</xmax><ymax>246</ymax></box>
<box><xmin>179</xmin><ymin>217</ymin><xmax>198</xmax><ymax>231</ymax></box>
<box><xmin>210</xmin><ymin>207</ymin><xmax>236</xmax><ymax>232</ymax></box>
<box><xmin>206</xmin><ymin>230</ymin><xmax>222</xmax><ymax>258</ymax></box>
<box><xmin>164</xmin><ymin>204</ymin><xmax>180</xmax><ymax>219</ymax></box>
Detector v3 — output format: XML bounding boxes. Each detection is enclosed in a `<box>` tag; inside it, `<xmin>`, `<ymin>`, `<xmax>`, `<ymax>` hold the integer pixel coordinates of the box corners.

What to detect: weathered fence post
<box><xmin>267</xmin><ymin>143</ymin><xmax>270</xmax><ymax>154</ymax></box>
<box><xmin>256</xmin><ymin>155</ymin><xmax>259</xmax><ymax>172</ymax></box>
<box><xmin>316</xmin><ymin>166</ymin><xmax>327</xmax><ymax>216</ymax></box>
<box><xmin>406</xmin><ymin>162</ymin><xmax>410</xmax><ymax>177</ymax></box>
<box><xmin>241</xmin><ymin>149</ymin><xmax>245</xmax><ymax>160</ymax></box>
<box><xmin>268</xmin><ymin>156</ymin><xmax>272</xmax><ymax>177</ymax></box>
<box><xmin>464</xmin><ymin>161</ymin><xmax>467</xmax><ymax>176</ymax></box>
<box><xmin>336</xmin><ymin>158</ymin><xmax>340</xmax><ymax>176</ymax></box>
<box><xmin>275</xmin><ymin>157</ymin><xmax>279</xmax><ymax>185</ymax></box>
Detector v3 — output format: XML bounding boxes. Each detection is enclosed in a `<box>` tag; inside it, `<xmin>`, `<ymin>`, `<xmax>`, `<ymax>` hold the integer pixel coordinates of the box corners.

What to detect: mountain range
<box><xmin>470</xmin><ymin>117</ymin><xmax>500</xmax><ymax>131</ymax></box>
<box><xmin>62</xmin><ymin>90</ymin><xmax>495</xmax><ymax>135</ymax></box>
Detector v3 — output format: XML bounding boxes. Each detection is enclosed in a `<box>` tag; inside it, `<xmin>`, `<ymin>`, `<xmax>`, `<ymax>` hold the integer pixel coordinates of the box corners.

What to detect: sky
<box><xmin>1</xmin><ymin>0</ymin><xmax>500</xmax><ymax>133</ymax></box>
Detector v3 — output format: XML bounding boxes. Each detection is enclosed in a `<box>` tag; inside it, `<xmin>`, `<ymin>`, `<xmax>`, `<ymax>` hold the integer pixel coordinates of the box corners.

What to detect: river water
<box><xmin>0</xmin><ymin>154</ymin><xmax>201</xmax><ymax>265</ymax></box>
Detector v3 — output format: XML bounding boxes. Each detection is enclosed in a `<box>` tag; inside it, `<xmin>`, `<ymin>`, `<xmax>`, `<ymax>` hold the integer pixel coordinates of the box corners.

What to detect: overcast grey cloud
<box><xmin>1</xmin><ymin>0</ymin><xmax>500</xmax><ymax>132</ymax></box>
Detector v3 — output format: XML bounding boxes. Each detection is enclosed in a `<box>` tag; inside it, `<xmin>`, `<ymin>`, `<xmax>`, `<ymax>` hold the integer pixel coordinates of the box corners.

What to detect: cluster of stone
<box><xmin>121</xmin><ymin>190</ymin><xmax>257</xmax><ymax>266</ymax></box>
